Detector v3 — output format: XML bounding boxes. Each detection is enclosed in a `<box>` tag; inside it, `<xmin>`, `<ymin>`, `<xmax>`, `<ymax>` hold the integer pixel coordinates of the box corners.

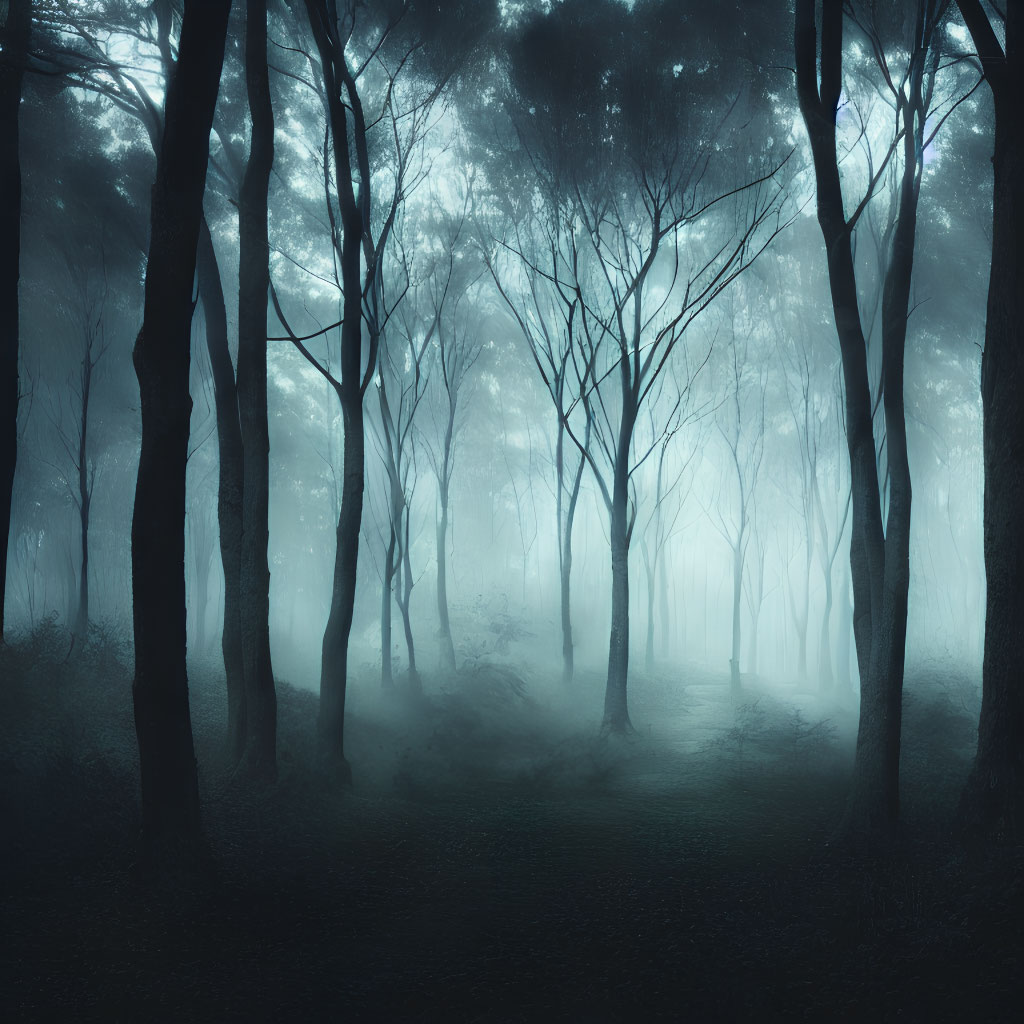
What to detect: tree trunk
<box><xmin>398</xmin><ymin>515</ymin><xmax>419</xmax><ymax>690</ymax></box>
<box><xmin>236</xmin><ymin>0</ymin><xmax>277</xmax><ymax>782</ymax></box>
<box><xmin>131</xmin><ymin>0</ymin><xmax>231</xmax><ymax>852</ymax></box>
<box><xmin>747</xmin><ymin>606</ymin><xmax>759</xmax><ymax>678</ymax></box>
<box><xmin>560</xmin><ymin>428</ymin><xmax>585</xmax><ymax>684</ymax></box>
<box><xmin>196</xmin><ymin>217</ymin><xmax>245</xmax><ymax>762</ymax></box>
<box><xmin>0</xmin><ymin>0</ymin><xmax>29</xmax><ymax>642</ymax></box>
<box><xmin>318</xmin><ymin>376</ymin><xmax>361</xmax><ymax>785</ymax></box>
<box><xmin>604</xmin><ymin>399</ymin><xmax>634</xmax><ymax>733</ymax></box>
<box><xmin>381</xmin><ymin>524</ymin><xmax>396</xmax><ymax>689</ymax></box>
<box><xmin>956</xmin><ymin>2</ymin><xmax>1024</xmax><ymax>839</ymax></box>
<box><xmin>436</xmin><ymin>405</ymin><xmax>457</xmax><ymax>674</ymax></box>
<box><xmin>796</xmin><ymin>0</ymin><xmax>923</xmax><ymax>840</ymax></box>
<box><xmin>643</xmin><ymin>538</ymin><xmax>656</xmax><ymax>675</ymax></box>
<box><xmin>74</xmin><ymin>351</ymin><xmax>91</xmax><ymax>639</ymax></box>
<box><xmin>730</xmin><ymin>542</ymin><xmax>742</xmax><ymax>692</ymax></box>
<box><xmin>819</xmin><ymin>554</ymin><xmax>834</xmax><ymax>690</ymax></box>
<box><xmin>435</xmin><ymin>499</ymin><xmax>456</xmax><ymax>673</ymax></box>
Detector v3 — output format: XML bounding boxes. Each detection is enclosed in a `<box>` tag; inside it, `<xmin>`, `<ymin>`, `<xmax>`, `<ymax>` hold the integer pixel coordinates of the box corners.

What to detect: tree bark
<box><xmin>0</xmin><ymin>0</ymin><xmax>30</xmax><ymax>642</ymax></box>
<box><xmin>436</xmin><ymin>406</ymin><xmax>457</xmax><ymax>674</ymax></box>
<box><xmin>730</xmin><ymin>541</ymin><xmax>742</xmax><ymax>692</ymax></box>
<box><xmin>796</xmin><ymin>0</ymin><xmax>928</xmax><ymax>839</ymax></box>
<box><xmin>560</xmin><ymin>419</ymin><xmax>585</xmax><ymax>684</ymax></box>
<box><xmin>397</xmin><ymin>522</ymin><xmax>419</xmax><ymax>689</ymax></box>
<box><xmin>604</xmin><ymin>392</ymin><xmax>635</xmax><ymax>733</ymax></box>
<box><xmin>381</xmin><ymin>523</ymin><xmax>396</xmax><ymax>689</ymax></box>
<box><xmin>196</xmin><ymin>217</ymin><xmax>246</xmax><ymax>762</ymax></box>
<box><xmin>236</xmin><ymin>0</ymin><xmax>277</xmax><ymax>782</ymax></box>
<box><xmin>74</xmin><ymin>348</ymin><xmax>93</xmax><ymax>639</ymax></box>
<box><xmin>131</xmin><ymin>0</ymin><xmax>231</xmax><ymax>851</ymax></box>
<box><xmin>956</xmin><ymin>0</ymin><xmax>1024</xmax><ymax>840</ymax></box>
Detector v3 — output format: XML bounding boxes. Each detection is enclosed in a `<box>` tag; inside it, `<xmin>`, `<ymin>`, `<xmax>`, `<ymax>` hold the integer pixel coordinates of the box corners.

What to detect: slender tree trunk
<box><xmin>435</xmin><ymin>498</ymin><xmax>456</xmax><ymax>672</ymax></box>
<box><xmin>131</xmin><ymin>0</ymin><xmax>231</xmax><ymax>851</ymax></box>
<box><xmin>658</xmin><ymin>546</ymin><xmax>670</xmax><ymax>660</ymax></box>
<box><xmin>560</xmin><ymin>427</ymin><xmax>585</xmax><ymax>684</ymax></box>
<box><xmin>0</xmin><ymin>0</ymin><xmax>30</xmax><ymax>642</ymax></box>
<box><xmin>644</xmin><ymin>547</ymin><xmax>656</xmax><ymax>674</ymax></box>
<box><xmin>398</xmin><ymin>534</ymin><xmax>419</xmax><ymax>689</ymax></box>
<box><xmin>319</xmin><ymin>374</ymin><xmax>361</xmax><ymax>784</ymax></box>
<box><xmin>196</xmin><ymin>217</ymin><xmax>245</xmax><ymax>762</ymax></box>
<box><xmin>747</xmin><ymin>605</ymin><xmax>760</xmax><ymax>678</ymax></box>
<box><xmin>819</xmin><ymin>562</ymin><xmax>834</xmax><ymax>690</ymax></box>
<box><xmin>436</xmin><ymin>407</ymin><xmax>457</xmax><ymax>674</ymax></box>
<box><xmin>956</xmin><ymin>0</ymin><xmax>1024</xmax><ymax>838</ymax></box>
<box><xmin>797</xmin><ymin>548</ymin><xmax>811</xmax><ymax>681</ymax></box>
<box><xmin>381</xmin><ymin>525</ymin><xmax>396</xmax><ymax>689</ymax></box>
<box><xmin>843</xmin><ymin>97</ymin><xmax>918</xmax><ymax>836</ymax></box>
<box><xmin>730</xmin><ymin>542</ymin><xmax>742</xmax><ymax>692</ymax></box>
<box><xmin>795</xmin><ymin>0</ymin><xmax>929</xmax><ymax>839</ymax></box>
<box><xmin>74</xmin><ymin>353</ymin><xmax>92</xmax><ymax>638</ymax></box>
<box><xmin>604</xmin><ymin>402</ymin><xmax>634</xmax><ymax>733</ymax></box>
<box><xmin>236</xmin><ymin>0</ymin><xmax>276</xmax><ymax>782</ymax></box>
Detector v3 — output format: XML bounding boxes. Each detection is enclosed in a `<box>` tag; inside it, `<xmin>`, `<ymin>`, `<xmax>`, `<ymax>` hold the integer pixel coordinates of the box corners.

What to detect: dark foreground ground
<box><xmin>2</xmin><ymin>621</ymin><xmax>1022</xmax><ymax>1022</ymax></box>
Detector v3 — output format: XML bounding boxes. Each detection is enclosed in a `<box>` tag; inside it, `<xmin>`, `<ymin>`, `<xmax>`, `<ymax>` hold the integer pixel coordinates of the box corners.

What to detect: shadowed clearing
<box><xmin>2</xmin><ymin>623</ymin><xmax>1020</xmax><ymax>1022</ymax></box>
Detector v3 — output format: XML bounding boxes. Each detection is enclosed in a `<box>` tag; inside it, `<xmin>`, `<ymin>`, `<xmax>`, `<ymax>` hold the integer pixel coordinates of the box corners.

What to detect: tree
<box><xmin>794</xmin><ymin>0</ymin><xmax>957</xmax><ymax>838</ymax></box>
<box><xmin>372</xmin><ymin>239</ymin><xmax>435</xmax><ymax>691</ymax></box>
<box><xmin>56</xmin><ymin>2</ymin><xmax>249</xmax><ymax>764</ymax></box>
<box><xmin>196</xmin><ymin>217</ymin><xmax>246</xmax><ymax>761</ymax></box>
<box><xmin>424</xmin><ymin>211</ymin><xmax>482</xmax><ymax>676</ymax></box>
<box><xmin>273</xmin><ymin>0</ymin><xmax>436</xmax><ymax>780</ymax></box>
<box><xmin>954</xmin><ymin>0</ymin><xmax>1024</xmax><ymax>840</ymax></box>
<box><xmin>485</xmin><ymin>175</ymin><xmax>593</xmax><ymax>685</ymax></box>
<box><xmin>709</xmin><ymin>316</ymin><xmax>767</xmax><ymax>692</ymax></box>
<box><xmin>503</xmin><ymin>0</ymin><xmax>789</xmax><ymax>729</ymax></box>
<box><xmin>48</xmin><ymin>253</ymin><xmax>110</xmax><ymax>639</ymax></box>
<box><xmin>0</xmin><ymin>0</ymin><xmax>31</xmax><ymax>641</ymax></box>
<box><xmin>131</xmin><ymin>0</ymin><xmax>231</xmax><ymax>852</ymax></box>
<box><xmin>236</xmin><ymin>0</ymin><xmax>277</xmax><ymax>781</ymax></box>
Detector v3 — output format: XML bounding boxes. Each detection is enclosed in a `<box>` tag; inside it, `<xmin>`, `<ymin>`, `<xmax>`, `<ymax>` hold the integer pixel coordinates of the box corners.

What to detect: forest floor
<box><xmin>2</xmin><ymin>620</ymin><xmax>1022</xmax><ymax>1022</ymax></box>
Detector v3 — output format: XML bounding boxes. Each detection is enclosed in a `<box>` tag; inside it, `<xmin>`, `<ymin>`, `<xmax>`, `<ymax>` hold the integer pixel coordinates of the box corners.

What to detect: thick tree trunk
<box><xmin>131</xmin><ymin>0</ymin><xmax>231</xmax><ymax>851</ymax></box>
<box><xmin>196</xmin><ymin>217</ymin><xmax>245</xmax><ymax>762</ymax></box>
<box><xmin>957</xmin><ymin>10</ymin><xmax>1024</xmax><ymax>837</ymax></box>
<box><xmin>236</xmin><ymin>0</ymin><xmax>277</xmax><ymax>782</ymax></box>
<box><xmin>0</xmin><ymin>0</ymin><xmax>29</xmax><ymax>642</ymax></box>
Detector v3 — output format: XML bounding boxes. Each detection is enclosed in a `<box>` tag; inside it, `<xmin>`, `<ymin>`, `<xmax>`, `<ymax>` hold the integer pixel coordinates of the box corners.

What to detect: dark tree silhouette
<box><xmin>795</xmin><ymin>0</ymin><xmax>954</xmax><ymax>839</ymax></box>
<box><xmin>955</xmin><ymin>0</ymin><xmax>1024</xmax><ymax>841</ymax></box>
<box><xmin>237</xmin><ymin>0</ymin><xmax>277</xmax><ymax>782</ymax></box>
<box><xmin>0</xmin><ymin>0</ymin><xmax>31</xmax><ymax>642</ymax></box>
<box><xmin>131</xmin><ymin>0</ymin><xmax>231</xmax><ymax>852</ymax></box>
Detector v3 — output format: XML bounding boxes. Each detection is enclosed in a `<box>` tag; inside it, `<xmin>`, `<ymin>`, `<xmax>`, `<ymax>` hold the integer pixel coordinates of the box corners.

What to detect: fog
<box><xmin>2</xmin><ymin>1</ymin><xmax>1017</xmax><ymax>1019</ymax></box>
